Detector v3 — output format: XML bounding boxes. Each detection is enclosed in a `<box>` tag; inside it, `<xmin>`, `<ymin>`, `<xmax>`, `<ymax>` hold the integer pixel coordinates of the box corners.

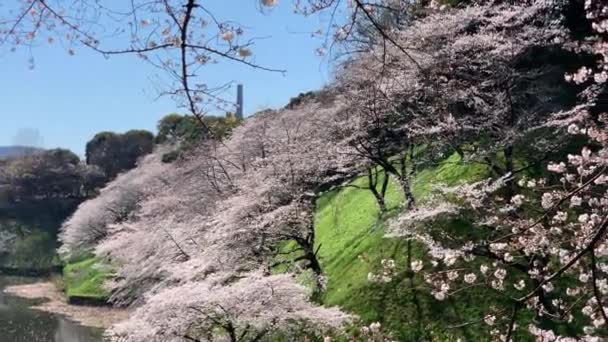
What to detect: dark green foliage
<box><xmin>0</xmin><ymin>149</ymin><xmax>100</xmax><ymax>272</ymax></box>
<box><xmin>81</xmin><ymin>165</ymin><xmax>107</xmax><ymax>196</ymax></box>
<box><xmin>156</xmin><ymin>113</ymin><xmax>240</xmax><ymax>145</ymax></box>
<box><xmin>11</xmin><ymin>230</ymin><xmax>58</xmax><ymax>269</ymax></box>
<box><xmin>563</xmin><ymin>0</ymin><xmax>594</xmax><ymax>40</ymax></box>
<box><xmin>286</xmin><ymin>91</ymin><xmax>317</xmax><ymax>109</ymax></box>
<box><xmin>156</xmin><ymin>113</ymin><xmax>241</xmax><ymax>163</ymax></box>
<box><xmin>0</xmin><ymin>148</ymin><xmax>85</xmax><ymax>202</ymax></box>
<box><xmin>0</xmin><ymin>199</ymin><xmax>79</xmax><ymax>270</ymax></box>
<box><xmin>122</xmin><ymin>129</ymin><xmax>155</xmax><ymax>167</ymax></box>
<box><xmin>155</xmin><ymin>113</ymin><xmax>184</xmax><ymax>144</ymax></box>
<box><xmin>161</xmin><ymin>150</ymin><xmax>180</xmax><ymax>164</ymax></box>
<box><xmin>85</xmin><ymin>131</ymin><xmax>121</xmax><ymax>178</ymax></box>
<box><xmin>85</xmin><ymin>129</ymin><xmax>154</xmax><ymax>180</ymax></box>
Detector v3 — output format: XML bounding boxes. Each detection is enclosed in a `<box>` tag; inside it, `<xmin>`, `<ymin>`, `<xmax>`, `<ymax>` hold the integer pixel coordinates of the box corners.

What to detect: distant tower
<box><xmin>236</xmin><ymin>84</ymin><xmax>244</xmax><ymax>120</ymax></box>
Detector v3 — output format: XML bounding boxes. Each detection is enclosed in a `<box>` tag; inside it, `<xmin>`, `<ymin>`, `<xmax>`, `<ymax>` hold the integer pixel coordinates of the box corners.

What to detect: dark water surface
<box><xmin>0</xmin><ymin>276</ymin><xmax>103</xmax><ymax>342</ymax></box>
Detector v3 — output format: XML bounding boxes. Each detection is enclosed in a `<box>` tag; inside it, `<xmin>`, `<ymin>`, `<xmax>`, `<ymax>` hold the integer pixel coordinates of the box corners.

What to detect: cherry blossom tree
<box><xmin>409</xmin><ymin>2</ymin><xmax>581</xmax><ymax>195</ymax></box>
<box><xmin>384</xmin><ymin>1</ymin><xmax>608</xmax><ymax>340</ymax></box>
<box><xmin>108</xmin><ymin>273</ymin><xmax>349</xmax><ymax>342</ymax></box>
<box><xmin>333</xmin><ymin>0</ymin><xmax>587</xmax><ymax>211</ymax></box>
<box><xmin>59</xmin><ymin>152</ymin><xmax>173</xmax><ymax>256</ymax></box>
<box><xmin>206</xmin><ymin>93</ymin><xmax>360</xmax><ymax>283</ymax></box>
<box><xmin>65</xmin><ymin>92</ymin><xmax>360</xmax><ymax>338</ymax></box>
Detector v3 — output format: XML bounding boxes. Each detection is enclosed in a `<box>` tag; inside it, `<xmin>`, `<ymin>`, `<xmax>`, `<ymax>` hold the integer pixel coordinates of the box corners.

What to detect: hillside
<box><xmin>313</xmin><ymin>153</ymin><xmax>494</xmax><ymax>340</ymax></box>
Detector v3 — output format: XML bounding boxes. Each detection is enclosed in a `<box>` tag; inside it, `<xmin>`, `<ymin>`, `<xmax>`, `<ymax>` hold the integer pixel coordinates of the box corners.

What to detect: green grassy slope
<box><xmin>63</xmin><ymin>255</ymin><xmax>111</xmax><ymax>301</ymax></box>
<box><xmin>314</xmin><ymin>153</ymin><xmax>495</xmax><ymax>340</ymax></box>
<box><xmin>411</xmin><ymin>153</ymin><xmax>490</xmax><ymax>200</ymax></box>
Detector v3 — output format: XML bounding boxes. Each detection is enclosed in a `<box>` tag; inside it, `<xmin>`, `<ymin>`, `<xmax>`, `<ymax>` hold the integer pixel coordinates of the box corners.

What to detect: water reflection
<box><xmin>0</xmin><ymin>276</ymin><xmax>103</xmax><ymax>342</ymax></box>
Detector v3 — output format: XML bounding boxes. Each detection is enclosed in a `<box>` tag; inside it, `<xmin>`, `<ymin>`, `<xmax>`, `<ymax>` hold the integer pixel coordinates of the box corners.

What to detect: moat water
<box><xmin>0</xmin><ymin>276</ymin><xmax>103</xmax><ymax>342</ymax></box>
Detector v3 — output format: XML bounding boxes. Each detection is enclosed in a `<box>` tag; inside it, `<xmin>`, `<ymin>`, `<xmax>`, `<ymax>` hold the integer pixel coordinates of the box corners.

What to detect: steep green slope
<box><xmin>63</xmin><ymin>255</ymin><xmax>111</xmax><ymax>303</ymax></box>
<box><xmin>314</xmin><ymin>153</ymin><xmax>494</xmax><ymax>340</ymax></box>
<box><xmin>411</xmin><ymin>153</ymin><xmax>491</xmax><ymax>199</ymax></box>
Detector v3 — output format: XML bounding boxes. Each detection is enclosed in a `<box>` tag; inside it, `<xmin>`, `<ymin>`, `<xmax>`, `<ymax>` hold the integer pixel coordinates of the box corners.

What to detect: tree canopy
<box><xmin>156</xmin><ymin>114</ymin><xmax>240</xmax><ymax>145</ymax></box>
<box><xmin>85</xmin><ymin>130</ymin><xmax>154</xmax><ymax>180</ymax></box>
<box><xmin>0</xmin><ymin>149</ymin><xmax>86</xmax><ymax>202</ymax></box>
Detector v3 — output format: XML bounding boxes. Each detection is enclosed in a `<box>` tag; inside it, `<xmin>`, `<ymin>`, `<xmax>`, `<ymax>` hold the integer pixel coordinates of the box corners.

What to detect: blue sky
<box><xmin>0</xmin><ymin>1</ymin><xmax>337</xmax><ymax>156</ymax></box>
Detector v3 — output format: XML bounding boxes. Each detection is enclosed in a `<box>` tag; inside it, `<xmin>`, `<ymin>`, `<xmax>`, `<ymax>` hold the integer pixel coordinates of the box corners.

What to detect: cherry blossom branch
<box><xmin>491</xmin><ymin>166</ymin><xmax>607</xmax><ymax>244</ymax></box>
<box><xmin>518</xmin><ymin>214</ymin><xmax>608</xmax><ymax>303</ymax></box>
<box><xmin>590</xmin><ymin>249</ymin><xmax>608</xmax><ymax>325</ymax></box>
<box><xmin>352</xmin><ymin>0</ymin><xmax>421</xmax><ymax>71</ymax></box>
<box><xmin>185</xmin><ymin>44</ymin><xmax>286</xmax><ymax>73</ymax></box>
<box><xmin>0</xmin><ymin>0</ymin><xmax>36</xmax><ymax>45</ymax></box>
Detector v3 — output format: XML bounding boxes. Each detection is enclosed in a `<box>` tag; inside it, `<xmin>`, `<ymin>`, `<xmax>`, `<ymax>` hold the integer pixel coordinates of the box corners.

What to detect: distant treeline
<box><xmin>0</xmin><ymin>114</ymin><xmax>240</xmax><ymax>205</ymax></box>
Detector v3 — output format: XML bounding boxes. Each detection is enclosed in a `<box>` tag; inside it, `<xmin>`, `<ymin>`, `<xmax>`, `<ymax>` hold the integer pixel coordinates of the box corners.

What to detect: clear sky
<box><xmin>0</xmin><ymin>1</ymin><xmax>336</xmax><ymax>156</ymax></box>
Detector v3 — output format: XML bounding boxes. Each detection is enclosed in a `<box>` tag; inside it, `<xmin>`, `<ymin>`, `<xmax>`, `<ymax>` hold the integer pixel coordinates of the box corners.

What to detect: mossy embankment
<box><xmin>63</xmin><ymin>255</ymin><xmax>111</xmax><ymax>304</ymax></box>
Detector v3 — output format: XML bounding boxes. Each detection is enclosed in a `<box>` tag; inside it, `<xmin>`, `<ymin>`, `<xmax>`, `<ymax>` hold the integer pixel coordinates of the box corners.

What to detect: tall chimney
<box><xmin>236</xmin><ymin>84</ymin><xmax>244</xmax><ymax>119</ymax></box>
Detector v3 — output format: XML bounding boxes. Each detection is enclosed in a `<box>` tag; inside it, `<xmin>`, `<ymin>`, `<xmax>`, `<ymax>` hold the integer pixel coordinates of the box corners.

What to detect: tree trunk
<box><xmin>292</xmin><ymin>228</ymin><xmax>323</xmax><ymax>287</ymax></box>
<box><xmin>368</xmin><ymin>166</ymin><xmax>388</xmax><ymax>212</ymax></box>
<box><xmin>452</xmin><ymin>144</ymin><xmax>465</xmax><ymax>159</ymax></box>
<box><xmin>380</xmin><ymin>154</ymin><xmax>416</xmax><ymax>210</ymax></box>
<box><xmin>304</xmin><ymin>227</ymin><xmax>323</xmax><ymax>275</ymax></box>
<box><xmin>304</xmin><ymin>247</ymin><xmax>323</xmax><ymax>275</ymax></box>
<box><xmin>225</xmin><ymin>323</ymin><xmax>238</xmax><ymax>342</ymax></box>
<box><xmin>402</xmin><ymin>146</ymin><xmax>416</xmax><ymax>209</ymax></box>
<box><xmin>504</xmin><ymin>145</ymin><xmax>515</xmax><ymax>201</ymax></box>
<box><xmin>293</xmin><ymin>237</ymin><xmax>323</xmax><ymax>290</ymax></box>
<box><xmin>400</xmin><ymin>175</ymin><xmax>416</xmax><ymax>210</ymax></box>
